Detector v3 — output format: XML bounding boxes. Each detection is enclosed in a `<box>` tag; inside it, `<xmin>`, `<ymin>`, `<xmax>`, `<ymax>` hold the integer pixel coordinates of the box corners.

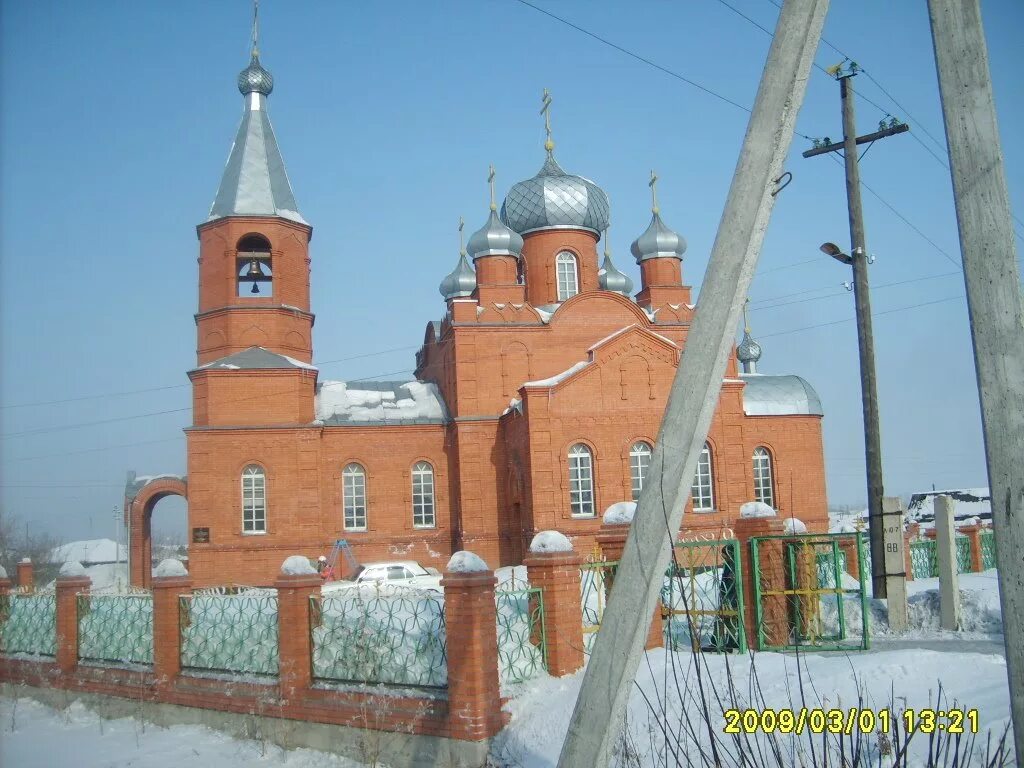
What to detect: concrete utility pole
<box><xmin>927</xmin><ymin>0</ymin><xmax>1024</xmax><ymax>757</ymax></box>
<box><xmin>934</xmin><ymin>495</ymin><xmax>961</xmax><ymax>632</ymax></box>
<box><xmin>556</xmin><ymin>1</ymin><xmax>829</xmax><ymax>765</ymax></box>
<box><xmin>803</xmin><ymin>70</ymin><xmax>907</xmax><ymax>599</ymax></box>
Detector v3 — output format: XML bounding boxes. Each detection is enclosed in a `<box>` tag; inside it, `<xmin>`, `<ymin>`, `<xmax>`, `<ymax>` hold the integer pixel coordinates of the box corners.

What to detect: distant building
<box><xmin>52</xmin><ymin>539</ymin><xmax>126</xmax><ymax>567</ymax></box>
<box><xmin>125</xmin><ymin>45</ymin><xmax>829</xmax><ymax>587</ymax></box>
<box><xmin>906</xmin><ymin>488</ymin><xmax>992</xmax><ymax>530</ymax></box>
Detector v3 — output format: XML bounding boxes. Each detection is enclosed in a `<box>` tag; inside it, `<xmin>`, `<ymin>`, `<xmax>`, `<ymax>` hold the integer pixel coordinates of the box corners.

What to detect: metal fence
<box><xmin>956</xmin><ymin>536</ymin><xmax>972</xmax><ymax>574</ymax></box>
<box><xmin>179</xmin><ymin>591</ymin><xmax>279</xmax><ymax>676</ymax></box>
<box><xmin>78</xmin><ymin>593</ymin><xmax>153</xmax><ymax>665</ymax></box>
<box><xmin>980</xmin><ymin>530</ymin><xmax>997</xmax><ymax>570</ymax></box>
<box><xmin>662</xmin><ymin>539</ymin><xmax>746</xmax><ymax>653</ymax></box>
<box><xmin>750</xmin><ymin>532</ymin><xmax>869</xmax><ymax>652</ymax></box>
<box><xmin>910</xmin><ymin>540</ymin><xmax>938</xmax><ymax>579</ymax></box>
<box><xmin>495</xmin><ymin>576</ymin><xmax>546</xmax><ymax>685</ymax></box>
<box><xmin>0</xmin><ymin>593</ymin><xmax>56</xmax><ymax>657</ymax></box>
<box><xmin>580</xmin><ymin>557</ymin><xmax>616</xmax><ymax>654</ymax></box>
<box><xmin>311</xmin><ymin>584</ymin><xmax>447</xmax><ymax>689</ymax></box>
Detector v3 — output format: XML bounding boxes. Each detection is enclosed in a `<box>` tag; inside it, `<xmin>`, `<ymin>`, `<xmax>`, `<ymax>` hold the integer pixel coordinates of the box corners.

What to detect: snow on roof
<box><xmin>193</xmin><ymin>347</ymin><xmax>318</xmax><ymax>372</ymax></box>
<box><xmin>524</xmin><ymin>361</ymin><xmax>590</xmax><ymax>388</ymax></box>
<box><xmin>316</xmin><ymin>379</ymin><xmax>448</xmax><ymax>425</ymax></box>
<box><xmin>906</xmin><ymin>488</ymin><xmax>991</xmax><ymax>528</ymax></box>
<box><xmin>52</xmin><ymin>539</ymin><xmax>126</xmax><ymax>565</ymax></box>
<box><xmin>587</xmin><ymin>325</ymin><xmax>677</xmax><ymax>353</ymax></box>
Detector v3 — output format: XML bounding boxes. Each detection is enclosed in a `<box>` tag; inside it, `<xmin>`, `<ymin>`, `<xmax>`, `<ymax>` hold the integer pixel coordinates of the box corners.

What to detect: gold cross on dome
<box><xmin>458</xmin><ymin>216</ymin><xmax>466</xmax><ymax>256</ymax></box>
<box><xmin>649</xmin><ymin>170</ymin><xmax>660</xmax><ymax>214</ymax></box>
<box><xmin>540</xmin><ymin>89</ymin><xmax>554</xmax><ymax>151</ymax></box>
<box><xmin>488</xmin><ymin>165</ymin><xmax>497</xmax><ymax>211</ymax></box>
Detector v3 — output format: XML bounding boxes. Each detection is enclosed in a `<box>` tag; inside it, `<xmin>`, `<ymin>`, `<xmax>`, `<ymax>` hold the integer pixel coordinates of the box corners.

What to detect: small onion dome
<box><xmin>630</xmin><ymin>211</ymin><xmax>687</xmax><ymax>263</ymax></box>
<box><xmin>737</xmin><ymin>330</ymin><xmax>762</xmax><ymax>365</ymax></box>
<box><xmin>467</xmin><ymin>208</ymin><xmax>524</xmax><ymax>260</ymax></box>
<box><xmin>238</xmin><ymin>54</ymin><xmax>274</xmax><ymax>96</ymax></box>
<box><xmin>598</xmin><ymin>249</ymin><xmax>633</xmax><ymax>296</ymax></box>
<box><xmin>501</xmin><ymin>152</ymin><xmax>611</xmax><ymax>236</ymax></box>
<box><xmin>439</xmin><ymin>253</ymin><xmax>477</xmax><ymax>300</ymax></box>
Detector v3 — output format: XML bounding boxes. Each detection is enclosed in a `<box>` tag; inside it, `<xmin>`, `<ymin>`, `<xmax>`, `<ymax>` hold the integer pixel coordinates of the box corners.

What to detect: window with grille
<box><xmin>630</xmin><ymin>441</ymin><xmax>652</xmax><ymax>502</ymax></box>
<box><xmin>690</xmin><ymin>443</ymin><xmax>715</xmax><ymax>512</ymax></box>
<box><xmin>556</xmin><ymin>252</ymin><xmax>579</xmax><ymax>301</ymax></box>
<box><xmin>753</xmin><ymin>446</ymin><xmax>774</xmax><ymax>508</ymax></box>
<box><xmin>412</xmin><ymin>461</ymin><xmax>436</xmax><ymax>528</ymax></box>
<box><xmin>343</xmin><ymin>463</ymin><xmax>367</xmax><ymax>531</ymax></box>
<box><xmin>569</xmin><ymin>443</ymin><xmax>595</xmax><ymax>517</ymax></box>
<box><xmin>241</xmin><ymin>464</ymin><xmax>266</xmax><ymax>533</ymax></box>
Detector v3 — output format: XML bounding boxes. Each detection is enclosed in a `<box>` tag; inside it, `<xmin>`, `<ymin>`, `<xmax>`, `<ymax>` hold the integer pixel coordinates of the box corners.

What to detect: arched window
<box><xmin>237</xmin><ymin>234</ymin><xmax>273</xmax><ymax>297</ymax></box>
<box><xmin>241</xmin><ymin>464</ymin><xmax>267</xmax><ymax>533</ymax></box>
<box><xmin>753</xmin><ymin>447</ymin><xmax>774</xmax><ymax>508</ymax></box>
<box><xmin>556</xmin><ymin>252</ymin><xmax>579</xmax><ymax>301</ymax></box>
<box><xmin>568</xmin><ymin>443</ymin><xmax>595</xmax><ymax>517</ymax></box>
<box><xmin>690</xmin><ymin>443</ymin><xmax>715</xmax><ymax>512</ymax></box>
<box><xmin>342</xmin><ymin>463</ymin><xmax>367</xmax><ymax>531</ymax></box>
<box><xmin>412</xmin><ymin>462</ymin><xmax>436</xmax><ymax>528</ymax></box>
<box><xmin>629</xmin><ymin>441</ymin><xmax>653</xmax><ymax>502</ymax></box>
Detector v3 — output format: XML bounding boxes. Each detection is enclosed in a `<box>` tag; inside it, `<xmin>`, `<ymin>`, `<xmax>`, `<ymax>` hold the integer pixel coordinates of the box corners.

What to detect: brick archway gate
<box><xmin>124</xmin><ymin>474</ymin><xmax>188</xmax><ymax>588</ymax></box>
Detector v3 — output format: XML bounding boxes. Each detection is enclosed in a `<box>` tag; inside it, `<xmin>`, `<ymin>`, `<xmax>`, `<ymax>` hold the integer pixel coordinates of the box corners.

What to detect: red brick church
<box><xmin>126</xmin><ymin>48</ymin><xmax>828</xmax><ymax>587</ymax></box>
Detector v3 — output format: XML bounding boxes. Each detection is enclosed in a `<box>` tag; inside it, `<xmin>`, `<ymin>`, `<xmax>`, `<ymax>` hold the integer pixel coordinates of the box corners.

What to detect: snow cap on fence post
<box><xmin>154</xmin><ymin>559</ymin><xmax>188</xmax><ymax>578</ymax></box>
<box><xmin>446</xmin><ymin>550</ymin><xmax>490</xmax><ymax>573</ymax></box>
<box><xmin>58</xmin><ymin>560</ymin><xmax>87</xmax><ymax>578</ymax></box>
<box><xmin>0</xmin><ymin>564</ymin><xmax>7</xmax><ymax>580</ymax></box>
<box><xmin>782</xmin><ymin>517</ymin><xmax>807</xmax><ymax>535</ymax></box>
<box><xmin>529</xmin><ymin>530</ymin><xmax>574</xmax><ymax>553</ymax></box>
<box><xmin>280</xmin><ymin>555</ymin><xmax>317</xmax><ymax>576</ymax></box>
<box><xmin>602</xmin><ymin>501</ymin><xmax>637</xmax><ymax>526</ymax></box>
<box><xmin>740</xmin><ymin>501</ymin><xmax>777</xmax><ymax>519</ymax></box>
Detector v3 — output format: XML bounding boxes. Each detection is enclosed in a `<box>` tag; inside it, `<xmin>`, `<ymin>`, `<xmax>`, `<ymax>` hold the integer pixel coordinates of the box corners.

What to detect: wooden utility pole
<box><xmin>928</xmin><ymin>0</ymin><xmax>1024</xmax><ymax>757</ymax></box>
<box><xmin>556</xmin><ymin>1</ymin><xmax>829</xmax><ymax>765</ymax></box>
<box><xmin>803</xmin><ymin>69</ymin><xmax>907</xmax><ymax>598</ymax></box>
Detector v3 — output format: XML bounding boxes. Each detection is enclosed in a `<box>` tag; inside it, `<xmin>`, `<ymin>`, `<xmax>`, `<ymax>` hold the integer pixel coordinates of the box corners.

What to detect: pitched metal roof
<box><xmin>207</xmin><ymin>55</ymin><xmax>306</xmax><ymax>225</ymax></box>
<box><xmin>192</xmin><ymin>346</ymin><xmax>317</xmax><ymax>372</ymax></box>
<box><xmin>740</xmin><ymin>374</ymin><xmax>823</xmax><ymax>416</ymax></box>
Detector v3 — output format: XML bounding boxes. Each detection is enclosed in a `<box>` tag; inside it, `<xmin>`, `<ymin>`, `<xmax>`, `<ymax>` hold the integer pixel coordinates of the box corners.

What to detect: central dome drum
<box><xmin>500</xmin><ymin>153</ymin><xmax>610</xmax><ymax>236</ymax></box>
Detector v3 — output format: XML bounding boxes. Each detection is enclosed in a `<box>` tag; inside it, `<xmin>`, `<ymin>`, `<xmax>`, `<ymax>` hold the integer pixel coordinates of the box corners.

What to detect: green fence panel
<box><xmin>580</xmin><ymin>559</ymin><xmax>616</xmax><ymax>655</ymax></box>
<box><xmin>1</xmin><ymin>593</ymin><xmax>56</xmax><ymax>657</ymax></box>
<box><xmin>662</xmin><ymin>539</ymin><xmax>746</xmax><ymax>654</ymax></box>
<box><xmin>980</xmin><ymin>531</ymin><xmax>997</xmax><ymax>570</ymax></box>
<box><xmin>311</xmin><ymin>584</ymin><xmax>447</xmax><ymax>688</ymax></box>
<box><xmin>910</xmin><ymin>540</ymin><xmax>938</xmax><ymax>579</ymax></box>
<box><xmin>956</xmin><ymin>537</ymin><xmax>972</xmax><ymax>574</ymax></box>
<box><xmin>495</xmin><ymin>577</ymin><xmax>546</xmax><ymax>685</ymax></box>
<box><xmin>78</xmin><ymin>594</ymin><xmax>153</xmax><ymax>665</ymax></box>
<box><xmin>180</xmin><ymin>591</ymin><xmax>279</xmax><ymax>676</ymax></box>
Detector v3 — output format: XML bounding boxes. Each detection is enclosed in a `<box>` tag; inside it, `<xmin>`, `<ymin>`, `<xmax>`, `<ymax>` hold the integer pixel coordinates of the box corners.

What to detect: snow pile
<box><xmin>739</xmin><ymin>501</ymin><xmax>776</xmax><ymax>518</ymax></box>
<box><xmin>52</xmin><ymin>539</ymin><xmax>126</xmax><ymax>565</ymax></box>
<box><xmin>0</xmin><ymin>565</ymin><xmax>6</xmax><ymax>579</ymax></box>
<box><xmin>447</xmin><ymin>551</ymin><xmax>489</xmax><ymax>573</ymax></box>
<box><xmin>603</xmin><ymin>501</ymin><xmax>637</xmax><ymax>526</ymax></box>
<box><xmin>316</xmin><ymin>380</ymin><xmax>446</xmax><ymax>423</ymax></box>
<box><xmin>59</xmin><ymin>561</ymin><xmax>87</xmax><ymax>578</ymax></box>
<box><xmin>154</xmin><ymin>559</ymin><xmax>188</xmax><ymax>578</ymax></box>
<box><xmin>19</xmin><ymin>557</ymin><xmax>30</xmax><ymax>563</ymax></box>
<box><xmin>529</xmin><ymin>531</ymin><xmax>573</xmax><ymax>553</ymax></box>
<box><xmin>524</xmin><ymin>361</ymin><xmax>589</xmax><ymax>388</ymax></box>
<box><xmin>782</xmin><ymin>517</ymin><xmax>807</xmax><ymax>534</ymax></box>
<box><xmin>281</xmin><ymin>555</ymin><xmax>317</xmax><ymax>575</ymax></box>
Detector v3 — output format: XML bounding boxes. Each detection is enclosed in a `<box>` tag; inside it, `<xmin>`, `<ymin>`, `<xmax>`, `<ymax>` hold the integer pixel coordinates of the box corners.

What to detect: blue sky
<box><xmin>2</xmin><ymin>0</ymin><xmax>1022</xmax><ymax>542</ymax></box>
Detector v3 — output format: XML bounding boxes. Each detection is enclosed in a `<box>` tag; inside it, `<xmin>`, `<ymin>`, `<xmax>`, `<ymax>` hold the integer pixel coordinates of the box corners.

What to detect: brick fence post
<box><xmin>733</xmin><ymin>514</ymin><xmax>787</xmax><ymax>649</ymax></box>
<box><xmin>274</xmin><ymin>562</ymin><xmax>322</xmax><ymax>704</ymax></box>
<box><xmin>55</xmin><ymin>569</ymin><xmax>91</xmax><ymax>674</ymax></box>
<box><xmin>959</xmin><ymin>524</ymin><xmax>984</xmax><ymax>573</ymax></box>
<box><xmin>16</xmin><ymin>559</ymin><xmax>33</xmax><ymax>591</ymax></box>
<box><xmin>441</xmin><ymin>552</ymin><xmax>503</xmax><ymax>741</ymax></box>
<box><xmin>596</xmin><ymin>521</ymin><xmax>663</xmax><ymax>651</ymax></box>
<box><xmin>837</xmin><ymin>536</ymin><xmax>861</xmax><ymax>581</ymax></box>
<box><xmin>524</xmin><ymin>533</ymin><xmax>585</xmax><ymax>676</ymax></box>
<box><xmin>152</xmin><ymin>566</ymin><xmax>191</xmax><ymax>685</ymax></box>
<box><xmin>0</xmin><ymin>570</ymin><xmax>11</xmax><ymax>633</ymax></box>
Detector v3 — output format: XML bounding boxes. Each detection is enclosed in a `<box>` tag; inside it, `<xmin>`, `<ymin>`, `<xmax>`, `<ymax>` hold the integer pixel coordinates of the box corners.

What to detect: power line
<box><xmin>5</xmin><ymin>437</ymin><xmax>186</xmax><ymax>463</ymax></box>
<box><xmin>750</xmin><ymin>270</ymin><xmax>961</xmax><ymax>313</ymax></box>
<box><xmin>756</xmin><ymin>294</ymin><xmax>964</xmax><ymax>339</ymax></box>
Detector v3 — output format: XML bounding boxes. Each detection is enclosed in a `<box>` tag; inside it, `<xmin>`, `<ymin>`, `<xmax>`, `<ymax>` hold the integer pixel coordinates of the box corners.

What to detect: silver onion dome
<box><xmin>598</xmin><ymin>237</ymin><xmax>633</xmax><ymax>296</ymax></box>
<box><xmin>467</xmin><ymin>209</ymin><xmax>524</xmax><ymax>260</ymax></box>
<box><xmin>630</xmin><ymin>211</ymin><xmax>687</xmax><ymax>263</ymax></box>
<box><xmin>737</xmin><ymin>330</ymin><xmax>762</xmax><ymax>373</ymax></box>
<box><xmin>439</xmin><ymin>253</ymin><xmax>477</xmax><ymax>300</ymax></box>
<box><xmin>501</xmin><ymin>152</ymin><xmax>610</xmax><ymax>236</ymax></box>
<box><xmin>238</xmin><ymin>54</ymin><xmax>274</xmax><ymax>96</ymax></box>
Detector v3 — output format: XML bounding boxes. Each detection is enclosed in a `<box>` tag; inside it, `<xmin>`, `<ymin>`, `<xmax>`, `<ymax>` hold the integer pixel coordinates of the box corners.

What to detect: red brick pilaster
<box><xmin>441</xmin><ymin>562</ymin><xmax>502</xmax><ymax>741</ymax></box>
<box><xmin>0</xmin><ymin>575</ymin><xmax>12</xmax><ymax>632</ymax></box>
<box><xmin>596</xmin><ymin>522</ymin><xmax>663</xmax><ymax>650</ymax></box>
<box><xmin>959</xmin><ymin>525</ymin><xmax>983</xmax><ymax>573</ymax></box>
<box><xmin>837</xmin><ymin>537</ymin><xmax>861</xmax><ymax>581</ymax></box>
<box><xmin>273</xmin><ymin>571</ymin><xmax>322</xmax><ymax>702</ymax></box>
<box><xmin>734</xmin><ymin>515</ymin><xmax>787</xmax><ymax>649</ymax></box>
<box><xmin>524</xmin><ymin>548</ymin><xmax>585</xmax><ymax>676</ymax></box>
<box><xmin>16</xmin><ymin>560</ymin><xmax>33</xmax><ymax>591</ymax></box>
<box><xmin>55</xmin><ymin>574</ymin><xmax>91</xmax><ymax>673</ymax></box>
<box><xmin>152</xmin><ymin>574</ymin><xmax>191</xmax><ymax>684</ymax></box>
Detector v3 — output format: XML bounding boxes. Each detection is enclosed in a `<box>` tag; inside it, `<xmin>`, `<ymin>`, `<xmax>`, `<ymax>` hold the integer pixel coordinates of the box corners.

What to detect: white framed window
<box><xmin>753</xmin><ymin>446</ymin><xmax>774</xmax><ymax>509</ymax></box>
<box><xmin>412</xmin><ymin>461</ymin><xmax>436</xmax><ymax>528</ymax></box>
<box><xmin>556</xmin><ymin>251</ymin><xmax>579</xmax><ymax>301</ymax></box>
<box><xmin>629</xmin><ymin>441</ymin><xmax>653</xmax><ymax>502</ymax></box>
<box><xmin>241</xmin><ymin>464</ymin><xmax>266</xmax><ymax>533</ymax></box>
<box><xmin>690</xmin><ymin>443</ymin><xmax>715</xmax><ymax>512</ymax></box>
<box><xmin>568</xmin><ymin>443</ymin><xmax>595</xmax><ymax>517</ymax></box>
<box><xmin>343</xmin><ymin>463</ymin><xmax>367</xmax><ymax>531</ymax></box>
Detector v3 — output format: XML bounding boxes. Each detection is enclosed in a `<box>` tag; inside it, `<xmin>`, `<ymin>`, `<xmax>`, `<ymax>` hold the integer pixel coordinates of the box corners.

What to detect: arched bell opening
<box><xmin>236</xmin><ymin>234</ymin><xmax>273</xmax><ymax>297</ymax></box>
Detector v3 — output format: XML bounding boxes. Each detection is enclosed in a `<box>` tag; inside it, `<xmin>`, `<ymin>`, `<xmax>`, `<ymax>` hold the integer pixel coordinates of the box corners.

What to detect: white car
<box><xmin>328</xmin><ymin>560</ymin><xmax>443</xmax><ymax>593</ymax></box>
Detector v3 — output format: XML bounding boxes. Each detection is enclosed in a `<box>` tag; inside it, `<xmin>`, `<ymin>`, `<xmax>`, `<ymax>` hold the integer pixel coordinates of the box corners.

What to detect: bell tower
<box><xmin>194</xmin><ymin>22</ymin><xmax>313</xmax><ymax>366</ymax></box>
